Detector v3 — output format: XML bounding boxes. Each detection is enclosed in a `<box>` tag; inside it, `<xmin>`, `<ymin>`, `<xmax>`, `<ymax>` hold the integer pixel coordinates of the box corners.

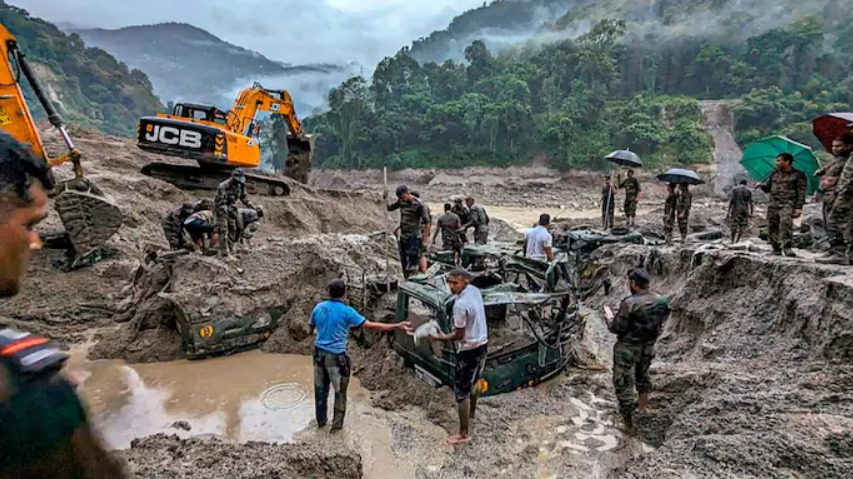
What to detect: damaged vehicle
<box><xmin>391</xmin><ymin>255</ymin><xmax>583</xmax><ymax>396</ymax></box>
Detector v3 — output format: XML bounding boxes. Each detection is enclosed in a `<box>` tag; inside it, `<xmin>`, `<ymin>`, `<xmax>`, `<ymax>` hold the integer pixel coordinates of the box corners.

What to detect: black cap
<box><xmin>628</xmin><ymin>268</ymin><xmax>650</xmax><ymax>286</ymax></box>
<box><xmin>395</xmin><ymin>185</ymin><xmax>409</xmax><ymax>199</ymax></box>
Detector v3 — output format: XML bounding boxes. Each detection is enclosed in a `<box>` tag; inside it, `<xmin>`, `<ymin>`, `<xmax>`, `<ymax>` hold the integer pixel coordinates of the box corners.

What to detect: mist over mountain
<box><xmin>75</xmin><ymin>23</ymin><xmax>358</xmax><ymax>114</ymax></box>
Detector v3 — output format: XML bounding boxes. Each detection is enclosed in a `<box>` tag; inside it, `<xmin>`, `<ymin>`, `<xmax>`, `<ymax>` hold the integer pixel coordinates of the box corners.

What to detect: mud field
<box><xmin>3</xmin><ymin>128</ymin><xmax>853</xmax><ymax>478</ymax></box>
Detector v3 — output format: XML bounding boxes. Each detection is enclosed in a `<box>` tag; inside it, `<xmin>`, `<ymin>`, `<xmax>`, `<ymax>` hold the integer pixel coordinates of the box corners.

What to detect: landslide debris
<box><xmin>118</xmin><ymin>434</ymin><xmax>362</xmax><ymax>479</ymax></box>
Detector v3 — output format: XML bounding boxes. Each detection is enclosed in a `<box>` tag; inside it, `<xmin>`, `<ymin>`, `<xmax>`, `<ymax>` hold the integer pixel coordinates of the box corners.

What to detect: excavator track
<box><xmin>52</xmin><ymin>178</ymin><xmax>123</xmax><ymax>269</ymax></box>
<box><xmin>141</xmin><ymin>163</ymin><xmax>292</xmax><ymax>196</ymax></box>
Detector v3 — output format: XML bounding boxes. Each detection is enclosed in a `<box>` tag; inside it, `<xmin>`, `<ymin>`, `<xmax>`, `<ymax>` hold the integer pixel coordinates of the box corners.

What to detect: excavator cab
<box><xmin>171</xmin><ymin>103</ymin><xmax>228</xmax><ymax>126</ymax></box>
<box><xmin>0</xmin><ymin>23</ymin><xmax>122</xmax><ymax>269</ymax></box>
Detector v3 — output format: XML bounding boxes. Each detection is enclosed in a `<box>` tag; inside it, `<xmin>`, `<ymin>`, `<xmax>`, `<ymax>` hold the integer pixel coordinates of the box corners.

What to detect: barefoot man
<box><xmin>603</xmin><ymin>268</ymin><xmax>671</xmax><ymax>435</ymax></box>
<box><xmin>430</xmin><ymin>267</ymin><xmax>488</xmax><ymax>444</ymax></box>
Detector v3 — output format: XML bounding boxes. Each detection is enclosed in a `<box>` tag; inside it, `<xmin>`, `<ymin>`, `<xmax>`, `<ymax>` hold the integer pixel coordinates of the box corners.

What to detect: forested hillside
<box><xmin>307</xmin><ymin>0</ymin><xmax>853</xmax><ymax>171</ymax></box>
<box><xmin>0</xmin><ymin>2</ymin><xmax>163</xmax><ymax>136</ymax></box>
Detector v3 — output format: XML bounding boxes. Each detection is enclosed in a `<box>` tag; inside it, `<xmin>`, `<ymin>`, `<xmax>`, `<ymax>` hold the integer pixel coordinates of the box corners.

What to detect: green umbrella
<box><xmin>740</xmin><ymin>136</ymin><xmax>821</xmax><ymax>195</ymax></box>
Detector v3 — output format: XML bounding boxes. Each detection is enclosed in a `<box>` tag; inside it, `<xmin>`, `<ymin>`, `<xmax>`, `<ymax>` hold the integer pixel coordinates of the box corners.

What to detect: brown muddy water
<box><xmin>66</xmin><ymin>347</ymin><xmax>440</xmax><ymax>479</ymax></box>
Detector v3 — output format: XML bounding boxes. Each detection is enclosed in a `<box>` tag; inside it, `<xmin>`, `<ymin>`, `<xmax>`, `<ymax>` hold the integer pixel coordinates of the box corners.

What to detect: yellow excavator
<box><xmin>0</xmin><ymin>23</ymin><xmax>122</xmax><ymax>269</ymax></box>
<box><xmin>137</xmin><ymin>83</ymin><xmax>313</xmax><ymax>195</ymax></box>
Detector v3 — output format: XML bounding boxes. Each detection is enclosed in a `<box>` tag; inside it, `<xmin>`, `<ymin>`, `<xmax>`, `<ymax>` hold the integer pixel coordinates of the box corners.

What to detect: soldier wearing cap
<box><xmin>603</xmin><ymin>268</ymin><xmax>671</xmax><ymax>434</ymax></box>
<box><xmin>214</xmin><ymin>168</ymin><xmax>257</xmax><ymax>258</ymax></box>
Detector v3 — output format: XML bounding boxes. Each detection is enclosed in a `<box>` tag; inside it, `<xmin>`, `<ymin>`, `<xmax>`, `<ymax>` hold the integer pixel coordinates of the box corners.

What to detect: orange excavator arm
<box><xmin>0</xmin><ymin>22</ymin><xmax>83</xmax><ymax>178</ymax></box>
<box><xmin>226</xmin><ymin>82</ymin><xmax>306</xmax><ymax>139</ymax></box>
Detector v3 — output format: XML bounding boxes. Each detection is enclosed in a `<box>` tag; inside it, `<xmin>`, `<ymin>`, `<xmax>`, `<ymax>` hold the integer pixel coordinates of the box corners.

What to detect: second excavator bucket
<box><xmin>52</xmin><ymin>178</ymin><xmax>123</xmax><ymax>269</ymax></box>
<box><xmin>284</xmin><ymin>134</ymin><xmax>314</xmax><ymax>184</ymax></box>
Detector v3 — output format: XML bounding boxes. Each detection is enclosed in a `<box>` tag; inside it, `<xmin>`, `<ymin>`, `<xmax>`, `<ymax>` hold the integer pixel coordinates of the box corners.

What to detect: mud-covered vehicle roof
<box><xmin>391</xmin><ymin>254</ymin><xmax>583</xmax><ymax>396</ymax></box>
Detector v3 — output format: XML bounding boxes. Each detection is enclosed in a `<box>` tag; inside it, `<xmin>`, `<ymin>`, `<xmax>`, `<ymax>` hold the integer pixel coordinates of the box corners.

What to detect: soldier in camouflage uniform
<box><xmin>161</xmin><ymin>201</ymin><xmax>195</xmax><ymax>250</ymax></box>
<box><xmin>432</xmin><ymin>203</ymin><xmax>463</xmax><ymax>263</ymax></box>
<box><xmin>604</xmin><ymin>268</ymin><xmax>671</xmax><ymax>434</ymax></box>
<box><xmin>663</xmin><ymin>183</ymin><xmax>677</xmax><ymax>245</ymax></box>
<box><xmin>816</xmin><ymin>134</ymin><xmax>853</xmax><ymax>265</ymax></box>
<box><xmin>726</xmin><ymin>180</ymin><xmax>753</xmax><ymax>243</ymax></box>
<box><xmin>387</xmin><ymin>185</ymin><xmax>431</xmax><ymax>277</ymax></box>
<box><xmin>757</xmin><ymin>153</ymin><xmax>807</xmax><ymax>257</ymax></box>
<box><xmin>601</xmin><ymin>176</ymin><xmax>616</xmax><ymax>230</ymax></box>
<box><xmin>618</xmin><ymin>170</ymin><xmax>642</xmax><ymax>228</ymax></box>
<box><xmin>215</xmin><ymin>168</ymin><xmax>258</xmax><ymax>258</ymax></box>
<box><xmin>675</xmin><ymin>184</ymin><xmax>693</xmax><ymax>242</ymax></box>
<box><xmin>451</xmin><ymin>198</ymin><xmax>471</xmax><ymax>245</ymax></box>
<box><xmin>463</xmin><ymin>196</ymin><xmax>490</xmax><ymax>245</ymax></box>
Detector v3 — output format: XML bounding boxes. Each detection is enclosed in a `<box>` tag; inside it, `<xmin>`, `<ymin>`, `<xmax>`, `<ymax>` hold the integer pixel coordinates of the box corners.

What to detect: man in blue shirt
<box><xmin>310</xmin><ymin>279</ymin><xmax>411</xmax><ymax>431</ymax></box>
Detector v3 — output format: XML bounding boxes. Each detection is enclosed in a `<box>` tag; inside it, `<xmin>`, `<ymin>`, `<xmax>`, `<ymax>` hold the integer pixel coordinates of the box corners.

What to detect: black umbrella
<box><xmin>605</xmin><ymin>150</ymin><xmax>643</xmax><ymax>168</ymax></box>
<box><xmin>656</xmin><ymin>168</ymin><xmax>704</xmax><ymax>185</ymax></box>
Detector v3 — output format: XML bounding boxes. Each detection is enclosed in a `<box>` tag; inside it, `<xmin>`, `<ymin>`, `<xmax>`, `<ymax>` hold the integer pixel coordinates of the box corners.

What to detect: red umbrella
<box><xmin>813</xmin><ymin>113</ymin><xmax>853</xmax><ymax>151</ymax></box>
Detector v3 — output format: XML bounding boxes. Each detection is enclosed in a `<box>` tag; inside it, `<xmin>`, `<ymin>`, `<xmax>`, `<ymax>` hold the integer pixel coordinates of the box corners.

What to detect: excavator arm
<box><xmin>226</xmin><ymin>82</ymin><xmax>306</xmax><ymax>139</ymax></box>
<box><xmin>0</xmin><ymin>22</ymin><xmax>122</xmax><ymax>269</ymax></box>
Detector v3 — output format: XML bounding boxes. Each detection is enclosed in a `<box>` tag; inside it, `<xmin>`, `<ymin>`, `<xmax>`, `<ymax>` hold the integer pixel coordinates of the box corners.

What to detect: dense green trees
<box><xmin>308</xmin><ymin>7</ymin><xmax>853</xmax><ymax>171</ymax></box>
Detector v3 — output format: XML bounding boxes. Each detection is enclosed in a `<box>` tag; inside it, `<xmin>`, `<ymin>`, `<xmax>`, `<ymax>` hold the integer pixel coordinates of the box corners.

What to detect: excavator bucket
<box><xmin>52</xmin><ymin>178</ymin><xmax>123</xmax><ymax>269</ymax></box>
<box><xmin>284</xmin><ymin>134</ymin><xmax>314</xmax><ymax>184</ymax></box>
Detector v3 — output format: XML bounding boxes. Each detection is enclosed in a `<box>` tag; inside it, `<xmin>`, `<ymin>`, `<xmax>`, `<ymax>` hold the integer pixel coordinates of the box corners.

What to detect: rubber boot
<box><xmin>783</xmin><ymin>246</ymin><xmax>797</xmax><ymax>258</ymax></box>
<box><xmin>771</xmin><ymin>244</ymin><xmax>783</xmax><ymax>256</ymax></box>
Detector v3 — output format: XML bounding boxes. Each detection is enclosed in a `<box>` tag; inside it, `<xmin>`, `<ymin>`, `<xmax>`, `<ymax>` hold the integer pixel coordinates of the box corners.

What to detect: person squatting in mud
<box><xmin>663</xmin><ymin>183</ymin><xmax>677</xmax><ymax>245</ymax></box>
<box><xmin>817</xmin><ymin>133</ymin><xmax>853</xmax><ymax>265</ymax></box>
<box><xmin>183</xmin><ymin>200</ymin><xmax>219</xmax><ymax>253</ymax></box>
<box><xmin>428</xmin><ymin>267</ymin><xmax>489</xmax><ymax>445</ymax></box>
<box><xmin>601</xmin><ymin>175</ymin><xmax>616</xmax><ymax>230</ymax></box>
<box><xmin>463</xmin><ymin>196</ymin><xmax>490</xmax><ymax>245</ymax></box>
<box><xmin>214</xmin><ymin>168</ymin><xmax>259</xmax><ymax>259</ymax></box>
<box><xmin>433</xmin><ymin>203</ymin><xmax>464</xmax><ymax>264</ymax></box>
<box><xmin>603</xmin><ymin>268</ymin><xmax>671</xmax><ymax>435</ymax></box>
<box><xmin>310</xmin><ymin>279</ymin><xmax>411</xmax><ymax>431</ymax></box>
<box><xmin>387</xmin><ymin>184</ymin><xmax>431</xmax><ymax>277</ymax></box>
<box><xmin>675</xmin><ymin>184</ymin><xmax>693</xmax><ymax>242</ymax></box>
<box><xmin>617</xmin><ymin>170</ymin><xmax>642</xmax><ymax>229</ymax></box>
<box><xmin>727</xmin><ymin>179</ymin><xmax>754</xmax><ymax>244</ymax></box>
<box><xmin>757</xmin><ymin>153</ymin><xmax>807</xmax><ymax>257</ymax></box>
<box><xmin>0</xmin><ymin>131</ymin><xmax>127</xmax><ymax>478</ymax></box>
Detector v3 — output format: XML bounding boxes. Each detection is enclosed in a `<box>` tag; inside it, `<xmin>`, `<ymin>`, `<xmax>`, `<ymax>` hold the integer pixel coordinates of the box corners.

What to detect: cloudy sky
<box><xmin>11</xmin><ymin>0</ymin><xmax>485</xmax><ymax>66</ymax></box>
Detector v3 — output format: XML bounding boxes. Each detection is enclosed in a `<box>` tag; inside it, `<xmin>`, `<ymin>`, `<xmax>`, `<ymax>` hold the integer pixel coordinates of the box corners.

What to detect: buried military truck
<box><xmin>390</xmin><ymin>254</ymin><xmax>584</xmax><ymax>397</ymax></box>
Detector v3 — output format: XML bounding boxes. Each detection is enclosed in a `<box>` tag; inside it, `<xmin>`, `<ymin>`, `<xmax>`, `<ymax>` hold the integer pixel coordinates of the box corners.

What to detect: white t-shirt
<box><xmin>525</xmin><ymin>225</ymin><xmax>553</xmax><ymax>261</ymax></box>
<box><xmin>453</xmin><ymin>284</ymin><xmax>489</xmax><ymax>351</ymax></box>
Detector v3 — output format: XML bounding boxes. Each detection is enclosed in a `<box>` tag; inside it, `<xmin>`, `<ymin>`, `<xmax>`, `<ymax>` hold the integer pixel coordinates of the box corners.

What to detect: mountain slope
<box><xmin>76</xmin><ymin>23</ymin><xmax>354</xmax><ymax>113</ymax></box>
<box><xmin>0</xmin><ymin>1</ymin><xmax>163</xmax><ymax>136</ymax></box>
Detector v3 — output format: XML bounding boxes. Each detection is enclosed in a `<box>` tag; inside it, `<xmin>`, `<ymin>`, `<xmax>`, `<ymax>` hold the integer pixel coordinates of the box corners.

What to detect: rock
<box><xmin>170</xmin><ymin>420</ymin><xmax>191</xmax><ymax>431</ymax></box>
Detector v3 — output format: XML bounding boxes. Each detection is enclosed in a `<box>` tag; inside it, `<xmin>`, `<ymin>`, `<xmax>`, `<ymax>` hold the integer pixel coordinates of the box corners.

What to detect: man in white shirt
<box><xmin>430</xmin><ymin>267</ymin><xmax>488</xmax><ymax>445</ymax></box>
<box><xmin>524</xmin><ymin>214</ymin><xmax>555</xmax><ymax>262</ymax></box>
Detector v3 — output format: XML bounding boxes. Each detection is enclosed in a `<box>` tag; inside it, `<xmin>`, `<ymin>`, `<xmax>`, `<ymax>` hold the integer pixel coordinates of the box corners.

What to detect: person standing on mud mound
<box><xmin>0</xmin><ymin>133</ymin><xmax>127</xmax><ymax>477</ymax></box>
<box><xmin>757</xmin><ymin>153</ymin><xmax>807</xmax><ymax>257</ymax></box>
<box><xmin>618</xmin><ymin>170</ymin><xmax>642</xmax><ymax>228</ymax></box>
<box><xmin>161</xmin><ymin>201</ymin><xmax>195</xmax><ymax>250</ymax></box>
<box><xmin>411</xmin><ymin>190</ymin><xmax>431</xmax><ymax>273</ymax></box>
<box><xmin>816</xmin><ymin>134</ymin><xmax>853</xmax><ymax>265</ymax></box>
<box><xmin>463</xmin><ymin>196</ymin><xmax>490</xmax><ymax>245</ymax></box>
<box><xmin>433</xmin><ymin>203</ymin><xmax>463</xmax><ymax>264</ymax></box>
<box><xmin>601</xmin><ymin>175</ymin><xmax>616</xmax><ymax>230</ymax></box>
<box><xmin>310</xmin><ymin>279</ymin><xmax>411</xmax><ymax>432</ymax></box>
<box><xmin>603</xmin><ymin>268</ymin><xmax>671</xmax><ymax>435</ymax></box>
<box><xmin>675</xmin><ymin>184</ymin><xmax>692</xmax><ymax>242</ymax></box>
<box><xmin>429</xmin><ymin>268</ymin><xmax>488</xmax><ymax>445</ymax></box>
<box><xmin>727</xmin><ymin>180</ymin><xmax>753</xmax><ymax>244</ymax></box>
<box><xmin>387</xmin><ymin>185</ymin><xmax>431</xmax><ymax>277</ymax></box>
<box><xmin>451</xmin><ymin>198</ymin><xmax>471</xmax><ymax>245</ymax></box>
<box><xmin>215</xmin><ymin>168</ymin><xmax>258</xmax><ymax>259</ymax></box>
<box><xmin>663</xmin><ymin>183</ymin><xmax>677</xmax><ymax>245</ymax></box>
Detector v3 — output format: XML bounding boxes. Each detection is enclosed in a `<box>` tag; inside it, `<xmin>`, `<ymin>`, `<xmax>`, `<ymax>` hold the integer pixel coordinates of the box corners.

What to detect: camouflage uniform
<box><xmin>451</xmin><ymin>203</ymin><xmax>471</xmax><ymax>244</ymax></box>
<box><xmin>388</xmin><ymin>198</ymin><xmax>430</xmax><ymax>275</ymax></box>
<box><xmin>466</xmin><ymin>204</ymin><xmax>490</xmax><ymax>245</ymax></box>
<box><xmin>601</xmin><ymin>186</ymin><xmax>616</xmax><ymax>229</ymax></box>
<box><xmin>437</xmin><ymin>211</ymin><xmax>463</xmax><ymax>254</ymax></box>
<box><xmin>161</xmin><ymin>203</ymin><xmax>194</xmax><ymax>250</ymax></box>
<box><xmin>215</xmin><ymin>178</ymin><xmax>256</xmax><ymax>256</ymax></box>
<box><xmin>663</xmin><ymin>190</ymin><xmax>677</xmax><ymax>245</ymax></box>
<box><xmin>607</xmin><ymin>291</ymin><xmax>671</xmax><ymax>421</ymax></box>
<box><xmin>619</xmin><ymin>177</ymin><xmax>641</xmax><ymax>222</ymax></box>
<box><xmin>759</xmin><ymin>168</ymin><xmax>807</xmax><ymax>251</ymax></box>
<box><xmin>727</xmin><ymin>185</ymin><xmax>753</xmax><ymax>243</ymax></box>
<box><xmin>819</xmin><ymin>155</ymin><xmax>849</xmax><ymax>250</ymax></box>
<box><xmin>675</xmin><ymin>189</ymin><xmax>692</xmax><ymax>240</ymax></box>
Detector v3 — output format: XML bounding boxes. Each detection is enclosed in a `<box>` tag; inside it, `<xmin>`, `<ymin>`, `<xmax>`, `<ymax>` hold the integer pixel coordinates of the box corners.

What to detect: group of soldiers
<box><xmin>387</xmin><ymin>185</ymin><xmax>490</xmax><ymax>276</ymax></box>
<box><xmin>161</xmin><ymin>168</ymin><xmax>264</xmax><ymax>257</ymax></box>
